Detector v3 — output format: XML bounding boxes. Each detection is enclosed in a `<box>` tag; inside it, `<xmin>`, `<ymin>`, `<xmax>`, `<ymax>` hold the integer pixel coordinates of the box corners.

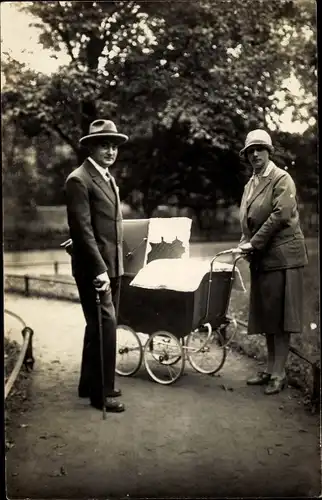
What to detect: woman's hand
<box><xmin>237</xmin><ymin>242</ymin><xmax>254</xmax><ymax>262</ymax></box>
<box><xmin>238</xmin><ymin>242</ymin><xmax>254</xmax><ymax>253</ymax></box>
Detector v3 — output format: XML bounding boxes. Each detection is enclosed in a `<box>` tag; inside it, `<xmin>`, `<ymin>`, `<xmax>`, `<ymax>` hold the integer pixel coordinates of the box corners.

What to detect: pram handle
<box><xmin>210</xmin><ymin>247</ymin><xmax>248</xmax><ymax>267</ymax></box>
<box><xmin>125</xmin><ymin>237</ymin><xmax>148</xmax><ymax>259</ymax></box>
<box><xmin>203</xmin><ymin>248</ymin><xmax>249</xmax><ymax>324</ymax></box>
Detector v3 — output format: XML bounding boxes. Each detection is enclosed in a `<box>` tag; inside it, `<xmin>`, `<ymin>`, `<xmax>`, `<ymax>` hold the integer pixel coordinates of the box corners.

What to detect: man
<box><xmin>64</xmin><ymin>119</ymin><xmax>128</xmax><ymax>412</ymax></box>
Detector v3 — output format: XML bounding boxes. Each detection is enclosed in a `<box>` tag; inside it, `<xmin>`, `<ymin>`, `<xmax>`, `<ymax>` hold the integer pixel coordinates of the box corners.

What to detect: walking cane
<box><xmin>94</xmin><ymin>285</ymin><xmax>107</xmax><ymax>420</ymax></box>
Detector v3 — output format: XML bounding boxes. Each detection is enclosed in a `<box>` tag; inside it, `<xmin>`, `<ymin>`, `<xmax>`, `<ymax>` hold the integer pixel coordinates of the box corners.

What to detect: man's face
<box><xmin>90</xmin><ymin>140</ymin><xmax>119</xmax><ymax>168</ymax></box>
<box><xmin>246</xmin><ymin>145</ymin><xmax>269</xmax><ymax>173</ymax></box>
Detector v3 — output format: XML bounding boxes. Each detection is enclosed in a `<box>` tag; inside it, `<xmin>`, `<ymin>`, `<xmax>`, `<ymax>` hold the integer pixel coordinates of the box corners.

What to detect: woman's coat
<box><xmin>239</xmin><ymin>161</ymin><xmax>308</xmax><ymax>271</ymax></box>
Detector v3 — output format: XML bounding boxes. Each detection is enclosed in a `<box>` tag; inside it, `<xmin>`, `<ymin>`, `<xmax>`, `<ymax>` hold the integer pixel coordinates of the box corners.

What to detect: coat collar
<box><xmin>246</xmin><ymin>160</ymin><xmax>276</xmax><ymax>208</ymax></box>
<box><xmin>88</xmin><ymin>156</ymin><xmax>111</xmax><ymax>179</ymax></box>
<box><xmin>256</xmin><ymin>159</ymin><xmax>274</xmax><ymax>178</ymax></box>
<box><xmin>83</xmin><ymin>158</ymin><xmax>116</xmax><ymax>204</ymax></box>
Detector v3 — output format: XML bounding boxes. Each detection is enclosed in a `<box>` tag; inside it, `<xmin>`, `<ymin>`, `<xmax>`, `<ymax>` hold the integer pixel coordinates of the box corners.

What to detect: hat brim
<box><xmin>239</xmin><ymin>142</ymin><xmax>274</xmax><ymax>158</ymax></box>
<box><xmin>79</xmin><ymin>132</ymin><xmax>129</xmax><ymax>146</ymax></box>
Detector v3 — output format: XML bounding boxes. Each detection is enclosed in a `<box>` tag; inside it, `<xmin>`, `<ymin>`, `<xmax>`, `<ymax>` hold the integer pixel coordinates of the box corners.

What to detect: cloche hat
<box><xmin>79</xmin><ymin>119</ymin><xmax>129</xmax><ymax>146</ymax></box>
<box><xmin>239</xmin><ymin>129</ymin><xmax>274</xmax><ymax>157</ymax></box>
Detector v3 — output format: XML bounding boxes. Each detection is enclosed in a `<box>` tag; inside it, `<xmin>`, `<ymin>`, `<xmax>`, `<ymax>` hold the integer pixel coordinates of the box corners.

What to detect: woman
<box><xmin>238</xmin><ymin>129</ymin><xmax>308</xmax><ymax>395</ymax></box>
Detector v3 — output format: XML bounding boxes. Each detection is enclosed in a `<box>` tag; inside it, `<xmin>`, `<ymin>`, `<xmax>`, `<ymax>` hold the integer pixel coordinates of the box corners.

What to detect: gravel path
<box><xmin>5</xmin><ymin>293</ymin><xmax>320</xmax><ymax>499</ymax></box>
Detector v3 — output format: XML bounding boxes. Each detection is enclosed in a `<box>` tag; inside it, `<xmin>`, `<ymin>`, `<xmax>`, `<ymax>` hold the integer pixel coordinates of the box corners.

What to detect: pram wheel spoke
<box><xmin>116</xmin><ymin>325</ymin><xmax>143</xmax><ymax>376</ymax></box>
<box><xmin>143</xmin><ymin>331</ymin><xmax>185</xmax><ymax>385</ymax></box>
<box><xmin>186</xmin><ymin>328</ymin><xmax>227</xmax><ymax>375</ymax></box>
<box><xmin>189</xmin><ymin>323</ymin><xmax>212</xmax><ymax>353</ymax></box>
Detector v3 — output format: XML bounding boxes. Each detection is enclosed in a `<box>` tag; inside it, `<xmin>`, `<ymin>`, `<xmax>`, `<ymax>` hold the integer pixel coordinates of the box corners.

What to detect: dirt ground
<box><xmin>4</xmin><ymin>293</ymin><xmax>321</xmax><ymax>499</ymax></box>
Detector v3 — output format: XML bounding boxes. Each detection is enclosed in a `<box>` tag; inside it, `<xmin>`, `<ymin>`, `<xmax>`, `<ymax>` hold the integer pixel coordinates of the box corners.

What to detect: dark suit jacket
<box><xmin>239</xmin><ymin>161</ymin><xmax>308</xmax><ymax>271</ymax></box>
<box><xmin>65</xmin><ymin>159</ymin><xmax>124</xmax><ymax>279</ymax></box>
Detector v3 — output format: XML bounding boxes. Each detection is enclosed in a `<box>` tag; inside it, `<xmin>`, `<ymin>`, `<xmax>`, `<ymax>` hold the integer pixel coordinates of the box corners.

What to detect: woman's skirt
<box><xmin>247</xmin><ymin>267</ymin><xmax>304</xmax><ymax>335</ymax></box>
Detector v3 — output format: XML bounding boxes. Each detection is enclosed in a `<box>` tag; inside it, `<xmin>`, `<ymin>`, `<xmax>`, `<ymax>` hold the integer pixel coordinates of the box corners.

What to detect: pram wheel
<box><xmin>144</xmin><ymin>331</ymin><xmax>185</xmax><ymax>385</ymax></box>
<box><xmin>220</xmin><ymin>316</ymin><xmax>238</xmax><ymax>346</ymax></box>
<box><xmin>116</xmin><ymin>325</ymin><xmax>143</xmax><ymax>376</ymax></box>
<box><xmin>148</xmin><ymin>338</ymin><xmax>182</xmax><ymax>366</ymax></box>
<box><xmin>186</xmin><ymin>328</ymin><xmax>226</xmax><ymax>375</ymax></box>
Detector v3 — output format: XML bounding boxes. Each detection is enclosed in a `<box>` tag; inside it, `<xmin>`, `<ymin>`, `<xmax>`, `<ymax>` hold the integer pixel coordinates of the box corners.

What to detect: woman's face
<box><xmin>246</xmin><ymin>145</ymin><xmax>270</xmax><ymax>173</ymax></box>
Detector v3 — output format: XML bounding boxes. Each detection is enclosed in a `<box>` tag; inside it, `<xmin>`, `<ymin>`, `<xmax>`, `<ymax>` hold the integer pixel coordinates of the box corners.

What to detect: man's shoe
<box><xmin>79</xmin><ymin>388</ymin><xmax>121</xmax><ymax>398</ymax></box>
<box><xmin>264</xmin><ymin>376</ymin><xmax>287</xmax><ymax>395</ymax></box>
<box><xmin>246</xmin><ymin>371</ymin><xmax>271</xmax><ymax>386</ymax></box>
<box><xmin>106</xmin><ymin>388</ymin><xmax>122</xmax><ymax>398</ymax></box>
<box><xmin>105</xmin><ymin>397</ymin><xmax>125</xmax><ymax>412</ymax></box>
<box><xmin>90</xmin><ymin>398</ymin><xmax>125</xmax><ymax>412</ymax></box>
<box><xmin>78</xmin><ymin>389</ymin><xmax>89</xmax><ymax>398</ymax></box>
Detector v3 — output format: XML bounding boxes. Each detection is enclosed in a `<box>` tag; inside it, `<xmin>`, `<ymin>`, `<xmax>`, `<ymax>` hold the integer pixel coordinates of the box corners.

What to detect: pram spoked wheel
<box><xmin>116</xmin><ymin>325</ymin><xmax>143</xmax><ymax>376</ymax></box>
<box><xmin>186</xmin><ymin>327</ymin><xmax>227</xmax><ymax>375</ymax></box>
<box><xmin>220</xmin><ymin>316</ymin><xmax>238</xmax><ymax>346</ymax></box>
<box><xmin>144</xmin><ymin>331</ymin><xmax>185</xmax><ymax>385</ymax></box>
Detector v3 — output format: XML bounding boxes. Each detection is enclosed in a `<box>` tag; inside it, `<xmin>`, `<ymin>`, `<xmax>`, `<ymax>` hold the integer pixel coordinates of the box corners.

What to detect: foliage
<box><xmin>272</xmin><ymin>125</ymin><xmax>318</xmax><ymax>205</ymax></box>
<box><xmin>2</xmin><ymin>113</ymin><xmax>39</xmax><ymax>217</ymax></box>
<box><xmin>1</xmin><ymin>0</ymin><xmax>317</xmax><ymax>217</ymax></box>
<box><xmin>117</xmin><ymin>118</ymin><xmax>245</xmax><ymax>217</ymax></box>
<box><xmin>2</xmin><ymin>1</ymin><xmax>155</xmax><ymax>155</ymax></box>
<box><xmin>33</xmin><ymin>136</ymin><xmax>76</xmax><ymax>205</ymax></box>
<box><xmin>117</xmin><ymin>0</ymin><xmax>317</xmax><ymax>136</ymax></box>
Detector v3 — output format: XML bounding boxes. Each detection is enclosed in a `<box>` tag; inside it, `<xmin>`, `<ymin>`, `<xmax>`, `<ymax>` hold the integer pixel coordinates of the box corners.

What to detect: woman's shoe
<box><xmin>247</xmin><ymin>371</ymin><xmax>271</xmax><ymax>386</ymax></box>
<box><xmin>264</xmin><ymin>375</ymin><xmax>287</xmax><ymax>395</ymax></box>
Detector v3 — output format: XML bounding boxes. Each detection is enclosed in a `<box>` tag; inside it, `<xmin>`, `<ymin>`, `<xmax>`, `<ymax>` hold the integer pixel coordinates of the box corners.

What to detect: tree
<box><xmin>2</xmin><ymin>115</ymin><xmax>38</xmax><ymax>219</ymax></box>
<box><xmin>272</xmin><ymin>125</ymin><xmax>318</xmax><ymax>204</ymax></box>
<box><xmin>115</xmin><ymin>0</ymin><xmax>317</xmax><ymax>214</ymax></box>
<box><xmin>2</xmin><ymin>1</ymin><xmax>156</xmax><ymax>160</ymax></box>
<box><xmin>1</xmin><ymin>0</ymin><xmax>317</xmax><ymax>216</ymax></box>
<box><xmin>118</xmin><ymin>0</ymin><xmax>316</xmax><ymax>137</ymax></box>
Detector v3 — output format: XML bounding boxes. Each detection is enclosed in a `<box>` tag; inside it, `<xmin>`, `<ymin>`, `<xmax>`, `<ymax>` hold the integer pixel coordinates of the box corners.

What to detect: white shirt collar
<box><xmin>262</xmin><ymin>160</ymin><xmax>274</xmax><ymax>177</ymax></box>
<box><xmin>88</xmin><ymin>156</ymin><xmax>110</xmax><ymax>179</ymax></box>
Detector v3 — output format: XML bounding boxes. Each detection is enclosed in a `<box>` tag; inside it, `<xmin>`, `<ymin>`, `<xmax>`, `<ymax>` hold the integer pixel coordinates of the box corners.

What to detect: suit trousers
<box><xmin>75</xmin><ymin>272</ymin><xmax>121</xmax><ymax>404</ymax></box>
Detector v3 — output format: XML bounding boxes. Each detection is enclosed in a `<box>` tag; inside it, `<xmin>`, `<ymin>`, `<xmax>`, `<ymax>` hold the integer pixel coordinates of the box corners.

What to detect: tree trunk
<box><xmin>143</xmin><ymin>205</ymin><xmax>155</xmax><ymax>219</ymax></box>
<box><xmin>76</xmin><ymin>99</ymin><xmax>98</xmax><ymax>163</ymax></box>
<box><xmin>6</xmin><ymin>120</ymin><xmax>19</xmax><ymax>173</ymax></box>
<box><xmin>142</xmin><ymin>194</ymin><xmax>159</xmax><ymax>219</ymax></box>
<box><xmin>77</xmin><ymin>148</ymin><xmax>88</xmax><ymax>164</ymax></box>
<box><xmin>81</xmin><ymin>99</ymin><xmax>97</xmax><ymax>136</ymax></box>
<box><xmin>193</xmin><ymin>207</ymin><xmax>204</xmax><ymax>239</ymax></box>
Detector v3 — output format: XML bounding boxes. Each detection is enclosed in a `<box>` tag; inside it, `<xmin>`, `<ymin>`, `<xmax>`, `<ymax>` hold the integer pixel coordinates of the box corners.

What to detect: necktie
<box><xmin>108</xmin><ymin>174</ymin><xmax>122</xmax><ymax>218</ymax></box>
<box><xmin>103</xmin><ymin>170</ymin><xmax>111</xmax><ymax>183</ymax></box>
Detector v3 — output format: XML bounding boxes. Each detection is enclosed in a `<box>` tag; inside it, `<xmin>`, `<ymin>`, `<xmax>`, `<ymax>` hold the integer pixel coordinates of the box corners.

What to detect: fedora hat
<box><xmin>79</xmin><ymin>119</ymin><xmax>129</xmax><ymax>146</ymax></box>
<box><xmin>239</xmin><ymin>129</ymin><xmax>274</xmax><ymax>157</ymax></box>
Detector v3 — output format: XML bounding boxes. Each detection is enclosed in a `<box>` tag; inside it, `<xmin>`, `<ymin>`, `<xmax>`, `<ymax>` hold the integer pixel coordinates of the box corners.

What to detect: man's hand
<box><xmin>93</xmin><ymin>271</ymin><xmax>110</xmax><ymax>292</ymax></box>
